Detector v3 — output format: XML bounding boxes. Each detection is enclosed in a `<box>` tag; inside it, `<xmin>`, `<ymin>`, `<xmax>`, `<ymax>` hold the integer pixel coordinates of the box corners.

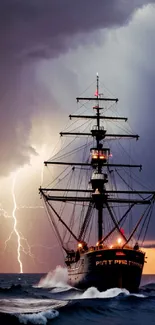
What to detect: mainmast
<box><xmin>40</xmin><ymin>74</ymin><xmax>155</xmax><ymax>249</ymax></box>
<box><xmin>95</xmin><ymin>73</ymin><xmax>104</xmax><ymax>241</ymax></box>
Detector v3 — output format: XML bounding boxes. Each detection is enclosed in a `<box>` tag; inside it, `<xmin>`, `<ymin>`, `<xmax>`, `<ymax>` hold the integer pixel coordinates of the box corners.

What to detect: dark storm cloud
<box><xmin>0</xmin><ymin>0</ymin><xmax>153</xmax><ymax>60</ymax></box>
<box><xmin>0</xmin><ymin>0</ymin><xmax>154</xmax><ymax>176</ymax></box>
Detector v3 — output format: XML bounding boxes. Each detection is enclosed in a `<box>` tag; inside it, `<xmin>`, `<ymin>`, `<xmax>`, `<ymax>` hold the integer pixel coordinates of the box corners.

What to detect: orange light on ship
<box><xmin>117</xmin><ymin>238</ymin><xmax>122</xmax><ymax>245</ymax></box>
<box><xmin>78</xmin><ymin>243</ymin><xmax>83</xmax><ymax>248</ymax></box>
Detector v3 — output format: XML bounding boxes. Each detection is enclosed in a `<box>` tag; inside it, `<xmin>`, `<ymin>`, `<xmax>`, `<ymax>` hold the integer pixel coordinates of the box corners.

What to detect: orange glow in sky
<box><xmin>143</xmin><ymin>248</ymin><xmax>155</xmax><ymax>274</ymax></box>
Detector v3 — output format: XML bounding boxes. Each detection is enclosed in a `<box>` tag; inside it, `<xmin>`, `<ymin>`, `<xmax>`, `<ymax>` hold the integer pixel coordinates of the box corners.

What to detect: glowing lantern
<box><xmin>117</xmin><ymin>238</ymin><xmax>122</xmax><ymax>245</ymax></box>
<box><xmin>90</xmin><ymin>148</ymin><xmax>111</xmax><ymax>165</ymax></box>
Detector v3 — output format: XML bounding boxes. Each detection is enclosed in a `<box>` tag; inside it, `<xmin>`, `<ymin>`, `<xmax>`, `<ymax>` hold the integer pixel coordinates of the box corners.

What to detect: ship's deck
<box><xmin>81</xmin><ymin>244</ymin><xmax>144</xmax><ymax>255</ymax></box>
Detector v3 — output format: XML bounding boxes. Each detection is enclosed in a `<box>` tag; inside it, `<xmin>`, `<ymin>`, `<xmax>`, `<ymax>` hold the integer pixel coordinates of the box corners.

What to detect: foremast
<box><xmin>91</xmin><ymin>73</ymin><xmax>108</xmax><ymax>242</ymax></box>
<box><xmin>40</xmin><ymin>74</ymin><xmax>155</xmax><ymax>250</ymax></box>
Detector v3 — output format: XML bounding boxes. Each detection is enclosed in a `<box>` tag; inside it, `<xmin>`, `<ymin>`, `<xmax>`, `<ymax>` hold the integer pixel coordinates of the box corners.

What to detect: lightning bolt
<box><xmin>3</xmin><ymin>230</ymin><xmax>47</xmax><ymax>267</ymax></box>
<box><xmin>12</xmin><ymin>171</ymin><xmax>23</xmax><ymax>273</ymax></box>
<box><xmin>0</xmin><ymin>204</ymin><xmax>12</xmax><ymax>218</ymax></box>
<box><xmin>2</xmin><ymin>180</ymin><xmax>46</xmax><ymax>270</ymax></box>
<box><xmin>2</xmin><ymin>205</ymin><xmax>44</xmax><ymax>253</ymax></box>
<box><xmin>1</xmin><ymin>149</ymin><xmax>46</xmax><ymax>271</ymax></box>
<box><xmin>3</xmin><ymin>230</ymin><xmax>14</xmax><ymax>251</ymax></box>
<box><xmin>17</xmin><ymin>205</ymin><xmax>44</xmax><ymax>210</ymax></box>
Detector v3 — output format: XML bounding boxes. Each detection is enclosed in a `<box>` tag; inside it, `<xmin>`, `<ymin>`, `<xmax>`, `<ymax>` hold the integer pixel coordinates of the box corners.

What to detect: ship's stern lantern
<box><xmin>90</xmin><ymin>147</ymin><xmax>110</xmax><ymax>166</ymax></box>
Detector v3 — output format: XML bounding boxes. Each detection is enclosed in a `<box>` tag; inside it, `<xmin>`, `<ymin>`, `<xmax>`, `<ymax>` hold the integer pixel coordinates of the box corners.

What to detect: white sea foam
<box><xmin>70</xmin><ymin>287</ymin><xmax>129</xmax><ymax>299</ymax></box>
<box><xmin>0</xmin><ymin>298</ymin><xmax>68</xmax><ymax>314</ymax></box>
<box><xmin>66</xmin><ymin>287</ymin><xmax>146</xmax><ymax>300</ymax></box>
<box><xmin>51</xmin><ymin>286</ymin><xmax>72</xmax><ymax>293</ymax></box>
<box><xmin>18</xmin><ymin>310</ymin><xmax>59</xmax><ymax>325</ymax></box>
<box><xmin>36</xmin><ymin>266</ymin><xmax>71</xmax><ymax>289</ymax></box>
<box><xmin>130</xmin><ymin>293</ymin><xmax>146</xmax><ymax>298</ymax></box>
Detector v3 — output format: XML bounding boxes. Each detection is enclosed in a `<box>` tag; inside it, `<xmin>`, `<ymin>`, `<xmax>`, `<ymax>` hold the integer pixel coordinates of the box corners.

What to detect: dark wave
<box><xmin>0</xmin><ymin>282</ymin><xmax>155</xmax><ymax>300</ymax></box>
<box><xmin>0</xmin><ymin>284</ymin><xmax>23</xmax><ymax>293</ymax></box>
<box><xmin>141</xmin><ymin>282</ymin><xmax>155</xmax><ymax>290</ymax></box>
<box><xmin>0</xmin><ymin>309</ymin><xmax>59</xmax><ymax>325</ymax></box>
<box><xmin>1</xmin><ymin>293</ymin><xmax>155</xmax><ymax>325</ymax></box>
<box><xmin>0</xmin><ymin>298</ymin><xmax>67</xmax><ymax>324</ymax></box>
<box><xmin>0</xmin><ymin>312</ymin><xmax>20</xmax><ymax>325</ymax></box>
<box><xmin>140</xmin><ymin>282</ymin><xmax>155</xmax><ymax>296</ymax></box>
<box><xmin>0</xmin><ymin>274</ymin><xmax>155</xmax><ymax>324</ymax></box>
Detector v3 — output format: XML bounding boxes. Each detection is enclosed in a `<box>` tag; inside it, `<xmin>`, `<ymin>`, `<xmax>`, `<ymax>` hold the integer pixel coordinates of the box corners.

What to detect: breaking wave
<box><xmin>18</xmin><ymin>310</ymin><xmax>59</xmax><ymax>325</ymax></box>
<box><xmin>36</xmin><ymin>266</ymin><xmax>71</xmax><ymax>290</ymax></box>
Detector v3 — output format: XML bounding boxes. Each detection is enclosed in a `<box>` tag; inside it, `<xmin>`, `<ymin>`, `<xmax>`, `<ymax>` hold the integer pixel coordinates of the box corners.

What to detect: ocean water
<box><xmin>0</xmin><ymin>267</ymin><xmax>155</xmax><ymax>325</ymax></box>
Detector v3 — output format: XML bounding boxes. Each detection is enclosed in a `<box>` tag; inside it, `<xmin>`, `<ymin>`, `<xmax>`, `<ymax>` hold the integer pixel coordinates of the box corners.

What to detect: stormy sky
<box><xmin>1</xmin><ymin>0</ymin><xmax>155</xmax><ymax>273</ymax></box>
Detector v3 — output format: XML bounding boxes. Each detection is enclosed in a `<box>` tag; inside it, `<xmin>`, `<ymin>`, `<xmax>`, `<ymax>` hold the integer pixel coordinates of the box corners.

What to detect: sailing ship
<box><xmin>40</xmin><ymin>74</ymin><xmax>155</xmax><ymax>292</ymax></box>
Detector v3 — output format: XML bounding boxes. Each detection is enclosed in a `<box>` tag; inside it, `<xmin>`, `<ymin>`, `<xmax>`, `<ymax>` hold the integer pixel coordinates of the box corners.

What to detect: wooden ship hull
<box><xmin>67</xmin><ymin>247</ymin><xmax>145</xmax><ymax>292</ymax></box>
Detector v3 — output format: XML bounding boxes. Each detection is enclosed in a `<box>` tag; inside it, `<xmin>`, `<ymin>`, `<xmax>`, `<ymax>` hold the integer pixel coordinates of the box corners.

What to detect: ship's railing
<box><xmin>65</xmin><ymin>244</ymin><xmax>144</xmax><ymax>263</ymax></box>
<box><xmin>86</xmin><ymin>244</ymin><xmax>143</xmax><ymax>253</ymax></box>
